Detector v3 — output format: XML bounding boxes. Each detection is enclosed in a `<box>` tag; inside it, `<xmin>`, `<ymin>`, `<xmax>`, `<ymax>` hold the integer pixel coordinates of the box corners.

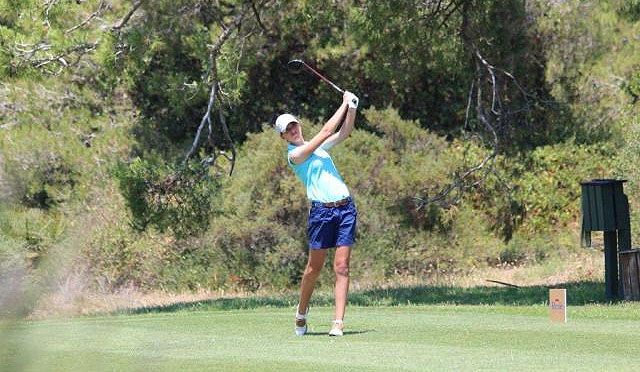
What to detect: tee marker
<box><xmin>549</xmin><ymin>288</ymin><xmax>567</xmax><ymax>323</ymax></box>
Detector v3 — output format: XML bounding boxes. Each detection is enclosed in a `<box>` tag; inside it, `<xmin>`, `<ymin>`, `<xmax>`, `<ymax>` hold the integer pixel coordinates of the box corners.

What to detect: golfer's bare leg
<box><xmin>298</xmin><ymin>248</ymin><xmax>328</xmax><ymax>313</ymax></box>
<box><xmin>333</xmin><ymin>245</ymin><xmax>351</xmax><ymax>321</ymax></box>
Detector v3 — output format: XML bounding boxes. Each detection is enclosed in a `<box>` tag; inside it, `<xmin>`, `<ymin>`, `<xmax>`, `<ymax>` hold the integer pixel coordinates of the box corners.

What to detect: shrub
<box><xmin>115</xmin><ymin>156</ymin><xmax>220</xmax><ymax>239</ymax></box>
<box><xmin>615</xmin><ymin>112</ymin><xmax>640</xmax><ymax>245</ymax></box>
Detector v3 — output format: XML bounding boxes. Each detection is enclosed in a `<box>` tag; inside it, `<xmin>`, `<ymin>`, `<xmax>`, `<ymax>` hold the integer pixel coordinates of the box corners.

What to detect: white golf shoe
<box><xmin>294</xmin><ymin>305</ymin><xmax>308</xmax><ymax>336</ymax></box>
<box><xmin>328</xmin><ymin>320</ymin><xmax>344</xmax><ymax>336</ymax></box>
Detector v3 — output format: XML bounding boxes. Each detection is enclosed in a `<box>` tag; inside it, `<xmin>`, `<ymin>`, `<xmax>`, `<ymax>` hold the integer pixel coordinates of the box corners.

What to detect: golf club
<box><xmin>287</xmin><ymin>59</ymin><xmax>345</xmax><ymax>94</ymax></box>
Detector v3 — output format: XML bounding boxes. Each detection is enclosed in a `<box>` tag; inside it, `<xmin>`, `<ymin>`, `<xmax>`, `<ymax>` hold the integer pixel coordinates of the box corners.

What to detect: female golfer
<box><xmin>275</xmin><ymin>91</ymin><xmax>359</xmax><ymax>336</ymax></box>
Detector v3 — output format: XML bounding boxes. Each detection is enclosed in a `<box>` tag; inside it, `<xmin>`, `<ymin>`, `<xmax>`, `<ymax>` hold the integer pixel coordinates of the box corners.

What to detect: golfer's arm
<box><xmin>322</xmin><ymin>107</ymin><xmax>356</xmax><ymax>150</ymax></box>
<box><xmin>290</xmin><ymin>103</ymin><xmax>348</xmax><ymax>164</ymax></box>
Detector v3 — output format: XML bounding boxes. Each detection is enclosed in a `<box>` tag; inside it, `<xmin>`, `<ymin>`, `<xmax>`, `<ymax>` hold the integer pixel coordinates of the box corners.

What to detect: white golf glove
<box><xmin>346</xmin><ymin>91</ymin><xmax>359</xmax><ymax>109</ymax></box>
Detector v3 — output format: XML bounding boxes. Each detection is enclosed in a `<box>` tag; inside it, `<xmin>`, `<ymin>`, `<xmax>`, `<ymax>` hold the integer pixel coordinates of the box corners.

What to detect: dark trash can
<box><xmin>580</xmin><ymin>179</ymin><xmax>631</xmax><ymax>300</ymax></box>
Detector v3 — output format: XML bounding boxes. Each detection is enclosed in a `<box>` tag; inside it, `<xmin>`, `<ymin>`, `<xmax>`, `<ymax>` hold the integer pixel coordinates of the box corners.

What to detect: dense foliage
<box><xmin>0</xmin><ymin>0</ymin><xmax>638</xmax><ymax>293</ymax></box>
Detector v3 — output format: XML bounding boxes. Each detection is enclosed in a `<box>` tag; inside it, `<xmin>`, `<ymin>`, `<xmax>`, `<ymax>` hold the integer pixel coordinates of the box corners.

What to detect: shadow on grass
<box><xmin>304</xmin><ymin>330</ymin><xmax>373</xmax><ymax>336</ymax></box>
<box><xmin>119</xmin><ymin>281</ymin><xmax>607</xmax><ymax>315</ymax></box>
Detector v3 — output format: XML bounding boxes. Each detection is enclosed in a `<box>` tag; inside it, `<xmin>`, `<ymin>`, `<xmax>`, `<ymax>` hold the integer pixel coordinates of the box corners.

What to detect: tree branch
<box><xmin>184</xmin><ymin>68</ymin><xmax>217</xmax><ymax>163</ymax></box>
<box><xmin>207</xmin><ymin>12</ymin><xmax>245</xmax><ymax>55</ymax></box>
<box><xmin>251</xmin><ymin>0</ymin><xmax>277</xmax><ymax>39</ymax></box>
<box><xmin>217</xmin><ymin>102</ymin><xmax>236</xmax><ymax>176</ymax></box>
<box><xmin>184</xmin><ymin>9</ymin><xmax>245</xmax><ymax>172</ymax></box>
<box><xmin>112</xmin><ymin>0</ymin><xmax>145</xmax><ymax>31</ymax></box>
<box><xmin>65</xmin><ymin>0</ymin><xmax>108</xmax><ymax>35</ymax></box>
<box><xmin>43</xmin><ymin>0</ymin><xmax>61</xmax><ymax>27</ymax></box>
<box><xmin>23</xmin><ymin>41</ymin><xmax>99</xmax><ymax>75</ymax></box>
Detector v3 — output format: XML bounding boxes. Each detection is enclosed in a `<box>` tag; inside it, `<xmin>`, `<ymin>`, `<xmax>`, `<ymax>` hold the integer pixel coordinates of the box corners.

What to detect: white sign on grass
<box><xmin>549</xmin><ymin>288</ymin><xmax>567</xmax><ymax>323</ymax></box>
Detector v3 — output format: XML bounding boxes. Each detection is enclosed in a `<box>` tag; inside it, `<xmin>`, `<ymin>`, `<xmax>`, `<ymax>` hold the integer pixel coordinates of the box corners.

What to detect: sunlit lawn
<box><xmin>3</xmin><ymin>282</ymin><xmax>640</xmax><ymax>371</ymax></box>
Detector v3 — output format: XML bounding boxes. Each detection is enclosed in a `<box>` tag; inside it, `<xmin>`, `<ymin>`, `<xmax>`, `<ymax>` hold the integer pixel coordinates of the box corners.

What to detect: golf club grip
<box><xmin>302</xmin><ymin>63</ymin><xmax>344</xmax><ymax>94</ymax></box>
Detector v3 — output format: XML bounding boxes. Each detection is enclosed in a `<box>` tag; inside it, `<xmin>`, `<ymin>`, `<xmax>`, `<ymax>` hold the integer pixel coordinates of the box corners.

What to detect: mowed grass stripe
<box><xmin>2</xmin><ymin>305</ymin><xmax>640</xmax><ymax>371</ymax></box>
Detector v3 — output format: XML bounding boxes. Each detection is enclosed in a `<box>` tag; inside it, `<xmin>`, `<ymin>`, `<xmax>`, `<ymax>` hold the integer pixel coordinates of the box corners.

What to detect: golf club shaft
<box><xmin>300</xmin><ymin>62</ymin><xmax>344</xmax><ymax>94</ymax></box>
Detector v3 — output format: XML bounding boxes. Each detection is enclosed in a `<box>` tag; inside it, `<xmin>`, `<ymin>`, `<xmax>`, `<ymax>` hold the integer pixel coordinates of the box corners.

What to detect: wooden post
<box><xmin>619</xmin><ymin>250</ymin><xmax>640</xmax><ymax>301</ymax></box>
<box><xmin>604</xmin><ymin>231</ymin><xmax>618</xmax><ymax>301</ymax></box>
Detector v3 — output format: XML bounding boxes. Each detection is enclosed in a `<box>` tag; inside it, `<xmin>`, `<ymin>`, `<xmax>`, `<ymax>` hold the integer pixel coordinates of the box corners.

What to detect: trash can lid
<box><xmin>580</xmin><ymin>179</ymin><xmax>627</xmax><ymax>186</ymax></box>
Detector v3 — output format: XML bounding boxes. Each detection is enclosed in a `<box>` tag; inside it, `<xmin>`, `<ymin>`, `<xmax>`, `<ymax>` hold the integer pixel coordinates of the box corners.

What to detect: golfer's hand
<box><xmin>342</xmin><ymin>91</ymin><xmax>351</xmax><ymax>105</ymax></box>
<box><xmin>345</xmin><ymin>91</ymin><xmax>359</xmax><ymax>109</ymax></box>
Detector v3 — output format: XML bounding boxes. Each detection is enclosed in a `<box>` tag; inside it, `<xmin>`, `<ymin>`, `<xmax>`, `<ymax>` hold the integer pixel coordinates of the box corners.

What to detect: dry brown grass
<box><xmin>36</xmin><ymin>288</ymin><xmax>222</xmax><ymax>318</ymax></box>
<box><xmin>29</xmin><ymin>249</ymin><xmax>606</xmax><ymax>318</ymax></box>
<box><xmin>450</xmin><ymin>250</ymin><xmax>604</xmax><ymax>288</ymax></box>
<box><xmin>348</xmin><ymin>249</ymin><xmax>605</xmax><ymax>292</ymax></box>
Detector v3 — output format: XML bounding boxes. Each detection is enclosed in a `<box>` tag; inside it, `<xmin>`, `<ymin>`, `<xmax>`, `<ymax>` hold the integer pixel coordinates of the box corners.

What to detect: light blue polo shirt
<box><xmin>287</xmin><ymin>143</ymin><xmax>350</xmax><ymax>203</ymax></box>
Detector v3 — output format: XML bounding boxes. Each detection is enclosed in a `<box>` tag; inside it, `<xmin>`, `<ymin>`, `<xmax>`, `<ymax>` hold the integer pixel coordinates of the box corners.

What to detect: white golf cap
<box><xmin>274</xmin><ymin>113</ymin><xmax>299</xmax><ymax>134</ymax></box>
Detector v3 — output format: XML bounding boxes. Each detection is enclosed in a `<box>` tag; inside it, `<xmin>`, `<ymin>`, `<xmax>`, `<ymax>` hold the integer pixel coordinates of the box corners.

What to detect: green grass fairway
<box><xmin>3</xmin><ymin>300</ymin><xmax>640</xmax><ymax>372</ymax></box>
